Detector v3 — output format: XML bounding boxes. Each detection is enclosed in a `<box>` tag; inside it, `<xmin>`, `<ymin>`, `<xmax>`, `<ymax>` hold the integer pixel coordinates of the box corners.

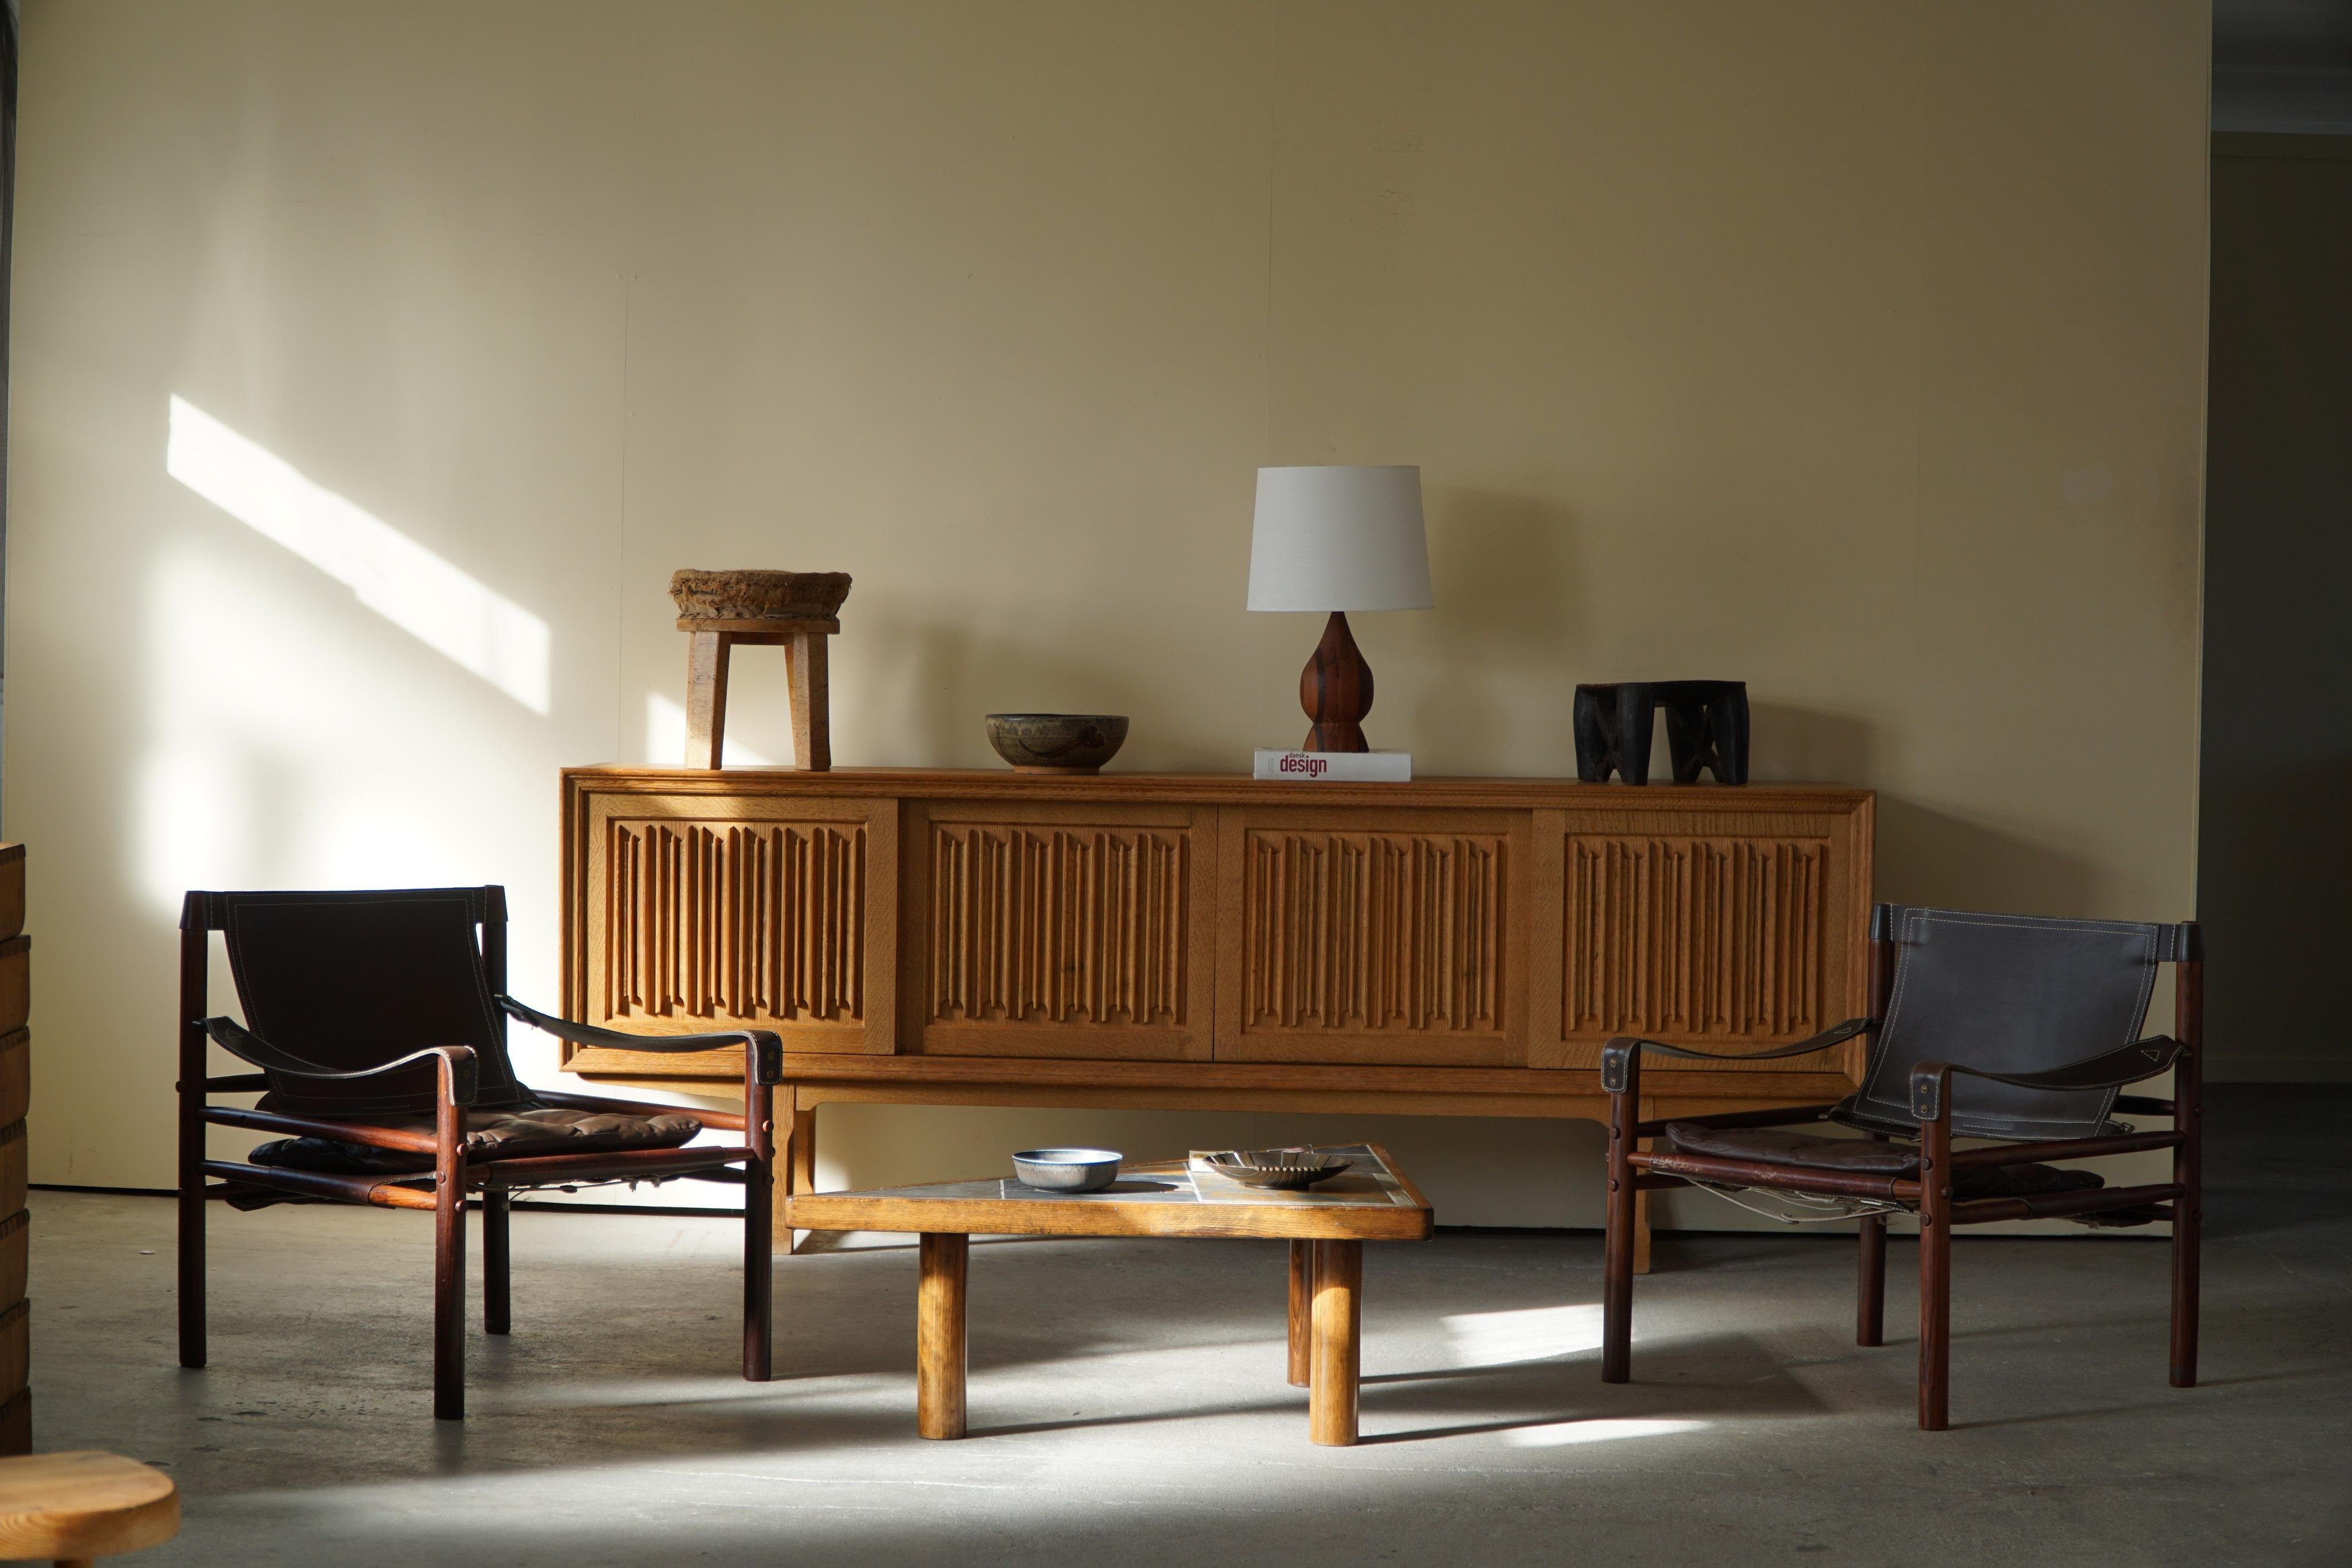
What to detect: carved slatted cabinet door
<box><xmin>1214</xmin><ymin>807</ymin><xmax>1531</xmax><ymax>1066</ymax></box>
<box><xmin>576</xmin><ymin>792</ymin><xmax>899</xmax><ymax>1066</ymax></box>
<box><xmin>904</xmin><ymin>801</ymin><xmax>1217</xmax><ymax>1060</ymax></box>
<box><xmin>903</xmin><ymin>804</ymin><xmax>1223</xmax><ymax>1062</ymax></box>
<box><xmin>1525</xmin><ymin>799</ymin><xmax>1873</xmax><ymax>1079</ymax></box>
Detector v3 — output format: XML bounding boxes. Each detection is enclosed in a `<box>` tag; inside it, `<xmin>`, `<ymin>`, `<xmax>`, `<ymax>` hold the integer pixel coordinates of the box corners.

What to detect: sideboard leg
<box><xmin>784</xmin><ymin>1097</ymin><xmax>822</xmax><ymax>1254</ymax></box>
<box><xmin>1633</xmin><ymin>1130</ymin><xmax>1655</xmax><ymax>1275</ymax></box>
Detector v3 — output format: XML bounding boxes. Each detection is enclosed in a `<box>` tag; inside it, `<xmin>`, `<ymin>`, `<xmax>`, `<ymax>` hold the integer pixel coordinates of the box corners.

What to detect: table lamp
<box><xmin>1247</xmin><ymin>464</ymin><xmax>1432</xmax><ymax>752</ymax></box>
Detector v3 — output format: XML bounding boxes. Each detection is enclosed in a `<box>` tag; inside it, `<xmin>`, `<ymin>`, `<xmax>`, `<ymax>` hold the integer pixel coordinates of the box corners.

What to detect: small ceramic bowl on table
<box><xmin>985</xmin><ymin>714</ymin><xmax>1128</xmax><ymax>775</ymax></box>
<box><xmin>1011</xmin><ymin>1148</ymin><xmax>1123</xmax><ymax>1193</ymax></box>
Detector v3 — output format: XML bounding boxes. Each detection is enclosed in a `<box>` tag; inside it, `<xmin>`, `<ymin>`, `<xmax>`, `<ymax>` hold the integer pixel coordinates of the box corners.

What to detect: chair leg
<box><xmin>1857</xmin><ymin>1214</ymin><xmax>1886</xmax><ymax>1347</ymax></box>
<box><xmin>483</xmin><ymin>1190</ymin><xmax>511</xmax><ymax>1336</ymax></box>
<box><xmin>2170</xmin><ymin>954</ymin><xmax>2203</xmax><ymax>1389</ymax></box>
<box><xmin>745</xmin><ymin>1167</ymin><xmax>775</xmax><ymax>1384</ymax></box>
<box><xmin>1918</xmin><ymin>1116</ymin><xmax>1952</xmax><ymax>1431</ymax></box>
<box><xmin>2164</xmin><ymin>1020</ymin><xmax>2201</xmax><ymax>1382</ymax></box>
<box><xmin>1601</xmin><ymin>1080</ymin><xmax>1639</xmax><ymax>1383</ymax></box>
<box><xmin>434</xmin><ymin>1164</ymin><xmax>467</xmax><ymax>1420</ymax></box>
<box><xmin>744</xmin><ymin>1081</ymin><xmax>775</xmax><ymax>1382</ymax></box>
<box><xmin>2169</xmin><ymin>1190</ymin><xmax>2200</xmax><ymax>1389</ymax></box>
<box><xmin>177</xmin><ymin>919</ymin><xmax>208</xmax><ymax>1371</ymax></box>
<box><xmin>176</xmin><ymin>1167</ymin><xmax>206</xmax><ymax>1370</ymax></box>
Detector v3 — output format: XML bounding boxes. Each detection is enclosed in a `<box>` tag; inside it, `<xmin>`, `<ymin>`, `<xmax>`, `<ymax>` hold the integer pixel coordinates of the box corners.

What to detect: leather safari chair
<box><xmin>177</xmin><ymin>887</ymin><xmax>782</xmax><ymax>1419</ymax></box>
<box><xmin>1599</xmin><ymin>903</ymin><xmax>2203</xmax><ymax>1430</ymax></box>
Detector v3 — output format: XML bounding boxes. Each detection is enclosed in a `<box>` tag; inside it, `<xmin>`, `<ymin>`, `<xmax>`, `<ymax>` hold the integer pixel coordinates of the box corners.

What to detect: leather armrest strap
<box><xmin>1909</xmin><ymin>1036</ymin><xmax>2184</xmax><ymax>1122</ymax></box>
<box><xmin>1600</xmin><ymin>1016</ymin><xmax>1873</xmax><ymax>1094</ymax></box>
<box><xmin>498</xmin><ymin>995</ymin><xmax>784</xmax><ymax>1086</ymax></box>
<box><xmin>202</xmin><ymin>1017</ymin><xmax>479</xmax><ymax>1106</ymax></box>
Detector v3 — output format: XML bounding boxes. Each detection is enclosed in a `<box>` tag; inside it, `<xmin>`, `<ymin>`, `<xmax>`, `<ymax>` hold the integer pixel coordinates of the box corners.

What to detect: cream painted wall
<box><xmin>7</xmin><ymin>1</ymin><xmax>2210</xmax><ymax>1234</ymax></box>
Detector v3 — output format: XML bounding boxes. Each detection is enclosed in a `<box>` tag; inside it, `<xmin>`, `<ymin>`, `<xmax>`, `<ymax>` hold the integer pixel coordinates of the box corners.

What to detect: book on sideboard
<box><xmin>1252</xmin><ymin>749</ymin><xmax>1413</xmax><ymax>782</ymax></box>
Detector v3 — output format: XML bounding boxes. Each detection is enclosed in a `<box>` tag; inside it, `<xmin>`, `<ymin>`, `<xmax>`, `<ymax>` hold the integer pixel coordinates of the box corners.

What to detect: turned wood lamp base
<box><xmin>1299</xmin><ymin>610</ymin><xmax>1375</xmax><ymax>753</ymax></box>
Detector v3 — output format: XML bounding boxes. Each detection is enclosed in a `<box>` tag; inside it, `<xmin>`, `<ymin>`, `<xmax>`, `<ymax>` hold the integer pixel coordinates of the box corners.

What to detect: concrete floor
<box><xmin>29</xmin><ymin>1086</ymin><xmax>2350</xmax><ymax>1567</ymax></box>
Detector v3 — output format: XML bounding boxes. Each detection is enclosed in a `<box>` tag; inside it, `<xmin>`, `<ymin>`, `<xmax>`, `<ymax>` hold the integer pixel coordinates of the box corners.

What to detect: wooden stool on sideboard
<box><xmin>0</xmin><ymin>1452</ymin><xmax>178</xmax><ymax>1566</ymax></box>
<box><xmin>669</xmin><ymin>569</ymin><xmax>850</xmax><ymax>771</ymax></box>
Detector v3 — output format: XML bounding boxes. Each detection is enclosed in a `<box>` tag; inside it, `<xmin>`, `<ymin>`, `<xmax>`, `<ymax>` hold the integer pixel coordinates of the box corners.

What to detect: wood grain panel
<box><xmin>929</xmin><ymin>823</ymin><xmax>1189</xmax><ymax>1027</ymax></box>
<box><xmin>1219</xmin><ymin>810</ymin><xmax>1522</xmax><ymax>1065</ymax></box>
<box><xmin>0</xmin><ymin>1211</ymin><xmax>25</xmax><ymax>1313</ymax></box>
<box><xmin>0</xmin><ymin>1388</ymin><xmax>22</xmax><ymax>1458</ymax></box>
<box><xmin>0</xmin><ymin>1301</ymin><xmax>23</xmax><ymax>1412</ymax></box>
<box><xmin>0</xmin><ymin>939</ymin><xmax>24</xmax><ymax>1036</ymax></box>
<box><xmin>0</xmin><ymin>1032</ymin><xmax>24</xmax><ymax>1129</ymax></box>
<box><xmin>0</xmin><ymin>1123</ymin><xmax>20</xmax><ymax>1217</ymax></box>
<box><xmin>0</xmin><ymin>844</ymin><xmax>21</xmax><ymax>943</ymax></box>
<box><xmin>560</xmin><ymin>771</ymin><xmax>1871</xmax><ymax>1089</ymax></box>
<box><xmin>1553</xmin><ymin>832</ymin><xmax>1842</xmax><ymax>1070</ymax></box>
<box><xmin>908</xmin><ymin>804</ymin><xmax>1216</xmax><ymax>1059</ymax></box>
<box><xmin>1566</xmin><ymin>834</ymin><xmax>1825</xmax><ymax>1039</ymax></box>
<box><xmin>575</xmin><ymin>792</ymin><xmax>897</xmax><ymax>1054</ymax></box>
<box><xmin>607</xmin><ymin>818</ymin><xmax>866</xmax><ymax>1024</ymax></box>
<box><xmin>1244</xmin><ymin>828</ymin><xmax>1506</xmax><ymax>1033</ymax></box>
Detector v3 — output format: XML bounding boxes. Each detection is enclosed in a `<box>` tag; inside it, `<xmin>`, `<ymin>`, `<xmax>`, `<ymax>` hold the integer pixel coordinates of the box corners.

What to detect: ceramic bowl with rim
<box><xmin>1011</xmin><ymin>1148</ymin><xmax>1123</xmax><ymax>1193</ymax></box>
<box><xmin>1202</xmin><ymin>1149</ymin><xmax>1353</xmax><ymax>1190</ymax></box>
<box><xmin>984</xmin><ymin>714</ymin><xmax>1129</xmax><ymax>775</ymax></box>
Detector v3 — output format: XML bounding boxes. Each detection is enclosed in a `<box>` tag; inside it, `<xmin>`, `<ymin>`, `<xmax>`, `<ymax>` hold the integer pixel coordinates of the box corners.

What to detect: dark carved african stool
<box><xmin>1573</xmin><ymin>681</ymin><xmax>1749</xmax><ymax>785</ymax></box>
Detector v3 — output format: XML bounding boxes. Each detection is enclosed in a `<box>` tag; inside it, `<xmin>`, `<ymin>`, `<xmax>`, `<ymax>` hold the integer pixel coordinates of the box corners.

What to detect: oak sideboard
<box><xmin>555</xmin><ymin>768</ymin><xmax>1874</xmax><ymax>1253</ymax></box>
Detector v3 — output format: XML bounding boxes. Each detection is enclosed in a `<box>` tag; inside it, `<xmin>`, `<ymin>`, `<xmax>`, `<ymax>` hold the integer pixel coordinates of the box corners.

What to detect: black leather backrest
<box><xmin>1850</xmin><ymin>905</ymin><xmax>2187</xmax><ymax>1141</ymax></box>
<box><xmin>212</xmin><ymin>889</ymin><xmax>525</xmax><ymax>1117</ymax></box>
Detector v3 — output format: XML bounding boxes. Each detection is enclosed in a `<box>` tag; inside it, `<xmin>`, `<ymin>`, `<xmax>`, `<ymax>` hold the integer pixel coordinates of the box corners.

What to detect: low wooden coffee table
<box><xmin>783</xmin><ymin>1143</ymin><xmax>1433</xmax><ymax>1446</ymax></box>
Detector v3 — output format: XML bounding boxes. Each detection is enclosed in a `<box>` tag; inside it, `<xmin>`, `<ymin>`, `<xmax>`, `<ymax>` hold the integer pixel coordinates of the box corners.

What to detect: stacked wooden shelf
<box><xmin>0</xmin><ymin>844</ymin><xmax>26</xmax><ymax>1454</ymax></box>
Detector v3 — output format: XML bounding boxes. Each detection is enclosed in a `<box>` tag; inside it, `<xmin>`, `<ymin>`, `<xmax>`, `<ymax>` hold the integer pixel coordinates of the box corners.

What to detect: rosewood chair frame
<box><xmin>177</xmin><ymin>887</ymin><xmax>784</xmax><ymax>1420</ymax></box>
<box><xmin>1600</xmin><ymin>911</ymin><xmax>2202</xmax><ymax>1430</ymax></box>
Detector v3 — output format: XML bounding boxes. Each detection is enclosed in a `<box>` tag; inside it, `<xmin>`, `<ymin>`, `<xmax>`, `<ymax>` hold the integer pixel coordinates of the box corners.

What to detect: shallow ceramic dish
<box><xmin>985</xmin><ymin>714</ymin><xmax>1129</xmax><ymax>775</ymax></box>
<box><xmin>1011</xmin><ymin>1148</ymin><xmax>1123</xmax><ymax>1193</ymax></box>
<box><xmin>1204</xmin><ymin>1149</ymin><xmax>1353</xmax><ymax>1191</ymax></box>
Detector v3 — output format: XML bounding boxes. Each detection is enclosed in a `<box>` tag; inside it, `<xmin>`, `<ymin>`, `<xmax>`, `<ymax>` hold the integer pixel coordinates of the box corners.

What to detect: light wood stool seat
<box><xmin>0</xmin><ymin>1452</ymin><xmax>179</xmax><ymax>1566</ymax></box>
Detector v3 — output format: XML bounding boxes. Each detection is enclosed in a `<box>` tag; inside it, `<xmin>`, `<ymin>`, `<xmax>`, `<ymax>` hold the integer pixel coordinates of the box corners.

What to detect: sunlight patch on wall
<box><xmin>135</xmin><ymin>549</ymin><xmax>479</xmax><ymax>916</ymax></box>
<box><xmin>1441</xmin><ymin>1303</ymin><xmax>1607</xmax><ymax>1367</ymax></box>
<box><xmin>1502</xmin><ymin>1418</ymin><xmax>1708</xmax><ymax>1449</ymax></box>
<box><xmin>133</xmin><ymin>733</ymin><xmax>258</xmax><ymax>921</ymax></box>
<box><xmin>645</xmin><ymin>691</ymin><xmax>771</xmax><ymax>766</ymax></box>
<box><xmin>166</xmin><ymin>395</ymin><xmax>551</xmax><ymax>713</ymax></box>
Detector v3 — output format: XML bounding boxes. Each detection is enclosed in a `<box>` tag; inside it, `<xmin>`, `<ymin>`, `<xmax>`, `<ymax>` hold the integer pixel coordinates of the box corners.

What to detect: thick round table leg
<box><xmin>1308</xmin><ymin>1239</ymin><xmax>1362</xmax><ymax>1447</ymax></box>
<box><xmin>1287</xmin><ymin>1240</ymin><xmax>1311</xmax><ymax>1388</ymax></box>
<box><xmin>917</xmin><ymin>1233</ymin><xmax>968</xmax><ymax>1439</ymax></box>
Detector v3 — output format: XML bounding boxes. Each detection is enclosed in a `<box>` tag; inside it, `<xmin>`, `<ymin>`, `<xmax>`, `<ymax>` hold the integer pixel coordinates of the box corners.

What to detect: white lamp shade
<box><xmin>1246</xmin><ymin>464</ymin><xmax>1433</xmax><ymax>612</ymax></box>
